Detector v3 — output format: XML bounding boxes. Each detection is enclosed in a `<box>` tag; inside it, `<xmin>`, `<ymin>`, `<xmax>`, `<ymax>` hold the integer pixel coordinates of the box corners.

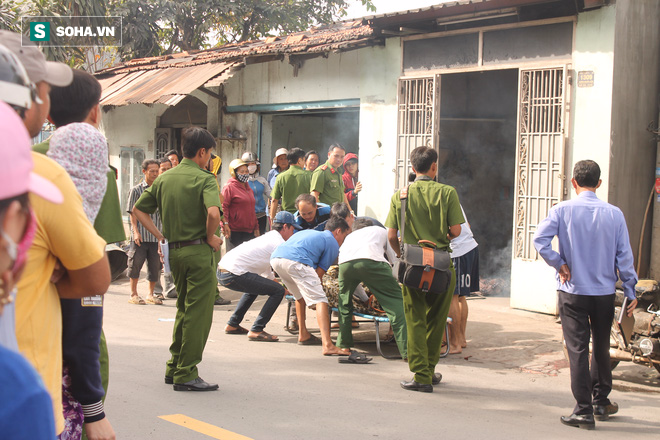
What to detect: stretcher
<box><xmin>284</xmin><ymin>295</ymin><xmax>451</xmax><ymax>359</ymax></box>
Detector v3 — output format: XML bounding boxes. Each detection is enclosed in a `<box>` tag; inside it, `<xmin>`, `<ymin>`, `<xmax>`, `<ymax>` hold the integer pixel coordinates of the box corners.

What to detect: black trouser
<box><xmin>257</xmin><ymin>215</ymin><xmax>267</xmax><ymax>235</ymax></box>
<box><xmin>558</xmin><ymin>290</ymin><xmax>615</xmax><ymax>415</ymax></box>
<box><xmin>226</xmin><ymin>231</ymin><xmax>254</xmax><ymax>252</ymax></box>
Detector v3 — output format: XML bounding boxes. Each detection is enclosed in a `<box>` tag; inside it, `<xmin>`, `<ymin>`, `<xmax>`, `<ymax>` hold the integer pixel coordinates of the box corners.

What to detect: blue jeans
<box><xmin>217</xmin><ymin>270</ymin><xmax>285</xmax><ymax>332</ymax></box>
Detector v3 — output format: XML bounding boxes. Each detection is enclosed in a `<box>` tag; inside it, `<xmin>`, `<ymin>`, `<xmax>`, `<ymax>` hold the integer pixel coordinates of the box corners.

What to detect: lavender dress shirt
<box><xmin>533</xmin><ymin>190</ymin><xmax>637</xmax><ymax>300</ymax></box>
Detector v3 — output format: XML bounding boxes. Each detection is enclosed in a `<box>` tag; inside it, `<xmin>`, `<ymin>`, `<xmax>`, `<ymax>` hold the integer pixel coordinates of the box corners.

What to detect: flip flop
<box><xmin>339</xmin><ymin>350</ymin><xmax>372</xmax><ymax>364</ymax></box>
<box><xmin>128</xmin><ymin>296</ymin><xmax>146</xmax><ymax>305</ymax></box>
<box><xmin>298</xmin><ymin>334</ymin><xmax>322</xmax><ymax>345</ymax></box>
<box><xmin>248</xmin><ymin>332</ymin><xmax>279</xmax><ymax>342</ymax></box>
<box><xmin>145</xmin><ymin>296</ymin><xmax>163</xmax><ymax>305</ymax></box>
<box><xmin>225</xmin><ymin>326</ymin><xmax>249</xmax><ymax>335</ymax></box>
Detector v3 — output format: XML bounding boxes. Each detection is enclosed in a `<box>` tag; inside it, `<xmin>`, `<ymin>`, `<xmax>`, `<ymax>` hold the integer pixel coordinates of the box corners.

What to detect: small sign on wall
<box><xmin>577</xmin><ymin>70</ymin><xmax>594</xmax><ymax>87</ymax></box>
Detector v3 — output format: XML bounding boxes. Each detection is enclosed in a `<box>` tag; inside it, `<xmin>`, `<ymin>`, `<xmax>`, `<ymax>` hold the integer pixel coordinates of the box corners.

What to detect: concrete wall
<box><xmin>569</xmin><ymin>5</ymin><xmax>616</xmax><ymax>202</ymax></box>
<box><xmin>609</xmin><ymin>0</ymin><xmax>660</xmax><ymax>278</ymax></box>
<box><xmin>221</xmin><ymin>38</ymin><xmax>402</xmax><ymax>221</ymax></box>
<box><xmin>100</xmin><ymin>103</ymin><xmax>165</xmax><ymax>171</ymax></box>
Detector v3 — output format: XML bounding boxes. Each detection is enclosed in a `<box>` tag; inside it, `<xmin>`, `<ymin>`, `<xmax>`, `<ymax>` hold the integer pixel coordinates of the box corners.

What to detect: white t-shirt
<box><xmin>338</xmin><ymin>226</ymin><xmax>398</xmax><ymax>265</ymax></box>
<box><xmin>219</xmin><ymin>230</ymin><xmax>284</xmax><ymax>279</ymax></box>
<box><xmin>450</xmin><ymin>206</ymin><xmax>478</xmax><ymax>258</ymax></box>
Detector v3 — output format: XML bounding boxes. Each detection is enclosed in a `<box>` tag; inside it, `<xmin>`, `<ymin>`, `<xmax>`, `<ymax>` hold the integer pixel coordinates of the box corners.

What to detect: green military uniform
<box><xmin>384</xmin><ymin>176</ymin><xmax>464</xmax><ymax>385</ymax></box>
<box><xmin>337</xmin><ymin>259</ymin><xmax>408</xmax><ymax>358</ymax></box>
<box><xmin>310</xmin><ymin>160</ymin><xmax>345</xmax><ymax>206</ymax></box>
<box><xmin>135</xmin><ymin>158</ymin><xmax>221</xmax><ymax>384</ymax></box>
<box><xmin>270</xmin><ymin>164</ymin><xmax>311</xmax><ymax>213</ymax></box>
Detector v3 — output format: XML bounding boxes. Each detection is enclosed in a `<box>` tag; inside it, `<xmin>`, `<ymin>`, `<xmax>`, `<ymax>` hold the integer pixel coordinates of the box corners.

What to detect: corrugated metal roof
<box><xmin>96</xmin><ymin>21</ymin><xmax>378</xmax><ymax>76</ymax></box>
<box><xmin>99</xmin><ymin>61</ymin><xmax>239</xmax><ymax>106</ymax></box>
<box><xmin>96</xmin><ymin>20</ymin><xmax>380</xmax><ymax>107</ymax></box>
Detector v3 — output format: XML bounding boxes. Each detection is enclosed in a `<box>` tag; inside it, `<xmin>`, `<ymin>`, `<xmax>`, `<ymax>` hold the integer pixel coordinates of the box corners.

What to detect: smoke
<box><xmin>270</xmin><ymin>111</ymin><xmax>360</xmax><ymax>155</ymax></box>
<box><xmin>438</xmin><ymin>69</ymin><xmax>519</xmax><ymax>293</ymax></box>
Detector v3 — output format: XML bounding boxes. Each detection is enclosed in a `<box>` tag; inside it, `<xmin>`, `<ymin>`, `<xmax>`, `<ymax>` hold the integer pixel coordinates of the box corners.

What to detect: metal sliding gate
<box><xmin>513</xmin><ymin>67</ymin><xmax>567</xmax><ymax>260</ymax></box>
<box><xmin>396</xmin><ymin>77</ymin><xmax>439</xmax><ymax>189</ymax></box>
<box><xmin>510</xmin><ymin>66</ymin><xmax>568</xmax><ymax>314</ymax></box>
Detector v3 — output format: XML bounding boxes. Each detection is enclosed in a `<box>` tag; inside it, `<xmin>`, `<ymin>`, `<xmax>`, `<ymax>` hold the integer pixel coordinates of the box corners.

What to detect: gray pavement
<box><xmin>103</xmin><ymin>275</ymin><xmax>660</xmax><ymax>439</ymax></box>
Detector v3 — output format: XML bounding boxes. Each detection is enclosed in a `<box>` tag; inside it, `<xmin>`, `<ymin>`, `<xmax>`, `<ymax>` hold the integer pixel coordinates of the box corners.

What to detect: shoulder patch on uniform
<box><xmin>320</xmin><ymin>164</ymin><xmax>328</xmax><ymax>170</ymax></box>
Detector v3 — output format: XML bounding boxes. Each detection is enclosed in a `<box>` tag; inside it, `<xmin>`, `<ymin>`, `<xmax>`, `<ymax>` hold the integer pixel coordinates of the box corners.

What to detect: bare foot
<box><xmin>322</xmin><ymin>346</ymin><xmax>351</xmax><ymax>356</ymax></box>
<box><xmin>461</xmin><ymin>342</ymin><xmax>467</xmax><ymax>348</ymax></box>
<box><xmin>449</xmin><ymin>346</ymin><xmax>463</xmax><ymax>354</ymax></box>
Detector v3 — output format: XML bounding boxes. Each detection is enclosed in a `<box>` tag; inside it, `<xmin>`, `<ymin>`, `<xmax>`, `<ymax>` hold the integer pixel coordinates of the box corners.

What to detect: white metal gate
<box><xmin>510</xmin><ymin>66</ymin><xmax>568</xmax><ymax>314</ymax></box>
<box><xmin>395</xmin><ymin>77</ymin><xmax>439</xmax><ymax>189</ymax></box>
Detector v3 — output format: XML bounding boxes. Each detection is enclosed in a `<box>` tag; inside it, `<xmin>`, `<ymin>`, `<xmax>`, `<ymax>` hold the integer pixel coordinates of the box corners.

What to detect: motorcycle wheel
<box><xmin>654</xmin><ymin>363</ymin><xmax>660</xmax><ymax>374</ymax></box>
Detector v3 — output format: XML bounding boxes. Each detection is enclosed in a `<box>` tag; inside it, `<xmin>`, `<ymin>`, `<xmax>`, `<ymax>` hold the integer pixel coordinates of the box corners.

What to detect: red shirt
<box><xmin>222</xmin><ymin>177</ymin><xmax>257</xmax><ymax>232</ymax></box>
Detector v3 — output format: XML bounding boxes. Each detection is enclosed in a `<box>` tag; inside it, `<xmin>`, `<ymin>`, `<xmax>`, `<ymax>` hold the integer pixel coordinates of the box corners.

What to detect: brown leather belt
<box><xmin>168</xmin><ymin>238</ymin><xmax>205</xmax><ymax>250</ymax></box>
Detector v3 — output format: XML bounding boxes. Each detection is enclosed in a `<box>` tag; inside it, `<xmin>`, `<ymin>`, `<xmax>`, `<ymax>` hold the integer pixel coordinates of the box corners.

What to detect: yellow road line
<box><xmin>159</xmin><ymin>414</ymin><xmax>254</xmax><ymax>440</ymax></box>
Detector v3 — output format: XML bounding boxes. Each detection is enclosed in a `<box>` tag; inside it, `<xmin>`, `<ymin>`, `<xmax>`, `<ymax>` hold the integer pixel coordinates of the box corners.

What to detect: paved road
<box><xmin>103</xmin><ymin>276</ymin><xmax>660</xmax><ymax>439</ymax></box>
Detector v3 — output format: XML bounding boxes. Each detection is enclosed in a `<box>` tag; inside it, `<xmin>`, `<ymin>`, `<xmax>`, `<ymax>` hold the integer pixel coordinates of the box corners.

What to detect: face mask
<box><xmin>236</xmin><ymin>173</ymin><xmax>250</xmax><ymax>183</ymax></box>
<box><xmin>247</xmin><ymin>164</ymin><xmax>258</xmax><ymax>174</ymax></box>
<box><xmin>1</xmin><ymin>208</ymin><xmax>37</xmax><ymax>277</ymax></box>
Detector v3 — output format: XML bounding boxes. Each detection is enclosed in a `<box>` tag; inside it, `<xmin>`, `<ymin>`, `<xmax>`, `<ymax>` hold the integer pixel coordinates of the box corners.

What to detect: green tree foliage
<box><xmin>0</xmin><ymin>0</ymin><xmax>110</xmax><ymax>67</ymax></box>
<box><xmin>1</xmin><ymin>0</ymin><xmax>376</xmax><ymax>64</ymax></box>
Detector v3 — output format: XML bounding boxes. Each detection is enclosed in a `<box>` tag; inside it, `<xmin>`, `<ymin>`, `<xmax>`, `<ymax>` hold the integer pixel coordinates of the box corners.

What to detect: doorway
<box><xmin>438</xmin><ymin>69</ymin><xmax>519</xmax><ymax>294</ymax></box>
<box><xmin>260</xmin><ymin>108</ymin><xmax>360</xmax><ymax>167</ymax></box>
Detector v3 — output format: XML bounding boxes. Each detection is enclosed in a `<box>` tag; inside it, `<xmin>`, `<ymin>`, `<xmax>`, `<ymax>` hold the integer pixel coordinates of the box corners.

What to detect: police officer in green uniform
<box><xmin>134</xmin><ymin>127</ymin><xmax>222</xmax><ymax>392</ymax></box>
<box><xmin>270</xmin><ymin>147</ymin><xmax>311</xmax><ymax>219</ymax></box>
<box><xmin>310</xmin><ymin>143</ymin><xmax>351</xmax><ymax>209</ymax></box>
<box><xmin>385</xmin><ymin>146</ymin><xmax>464</xmax><ymax>393</ymax></box>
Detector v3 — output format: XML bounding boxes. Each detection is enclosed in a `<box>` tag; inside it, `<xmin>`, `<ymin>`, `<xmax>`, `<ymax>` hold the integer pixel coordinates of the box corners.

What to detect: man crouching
<box><xmin>271</xmin><ymin>216</ymin><xmax>351</xmax><ymax>356</ymax></box>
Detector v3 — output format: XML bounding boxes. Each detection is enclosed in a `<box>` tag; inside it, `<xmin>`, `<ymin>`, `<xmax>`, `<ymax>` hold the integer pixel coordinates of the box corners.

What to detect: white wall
<box><xmin>222</xmin><ymin>37</ymin><xmax>402</xmax><ymax>221</ymax></box>
<box><xmin>569</xmin><ymin>5</ymin><xmax>616</xmax><ymax>202</ymax></box>
<box><xmin>101</xmin><ymin>103</ymin><xmax>165</xmax><ymax>168</ymax></box>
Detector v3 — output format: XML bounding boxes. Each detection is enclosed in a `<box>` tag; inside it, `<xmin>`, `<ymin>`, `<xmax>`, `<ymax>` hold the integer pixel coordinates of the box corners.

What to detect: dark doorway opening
<box><xmin>438</xmin><ymin>69</ymin><xmax>519</xmax><ymax>294</ymax></box>
<box><xmin>261</xmin><ymin>108</ymin><xmax>359</xmax><ymax>164</ymax></box>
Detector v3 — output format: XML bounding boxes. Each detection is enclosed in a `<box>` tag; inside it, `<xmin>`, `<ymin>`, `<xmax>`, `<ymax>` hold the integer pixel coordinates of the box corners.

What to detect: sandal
<box><xmin>248</xmin><ymin>332</ymin><xmax>279</xmax><ymax>342</ymax></box>
<box><xmin>338</xmin><ymin>350</ymin><xmax>372</xmax><ymax>364</ymax></box>
<box><xmin>225</xmin><ymin>326</ymin><xmax>249</xmax><ymax>335</ymax></box>
<box><xmin>145</xmin><ymin>296</ymin><xmax>163</xmax><ymax>305</ymax></box>
<box><xmin>128</xmin><ymin>296</ymin><xmax>146</xmax><ymax>305</ymax></box>
<box><xmin>153</xmin><ymin>293</ymin><xmax>165</xmax><ymax>300</ymax></box>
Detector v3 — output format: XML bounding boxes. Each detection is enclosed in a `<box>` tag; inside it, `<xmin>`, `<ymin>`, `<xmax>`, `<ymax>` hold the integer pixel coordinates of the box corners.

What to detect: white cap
<box><xmin>0</xmin><ymin>30</ymin><xmax>72</xmax><ymax>86</ymax></box>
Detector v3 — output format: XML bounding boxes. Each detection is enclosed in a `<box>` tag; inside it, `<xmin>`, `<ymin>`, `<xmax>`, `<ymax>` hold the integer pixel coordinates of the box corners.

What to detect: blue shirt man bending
<box><xmin>271</xmin><ymin>216</ymin><xmax>351</xmax><ymax>356</ymax></box>
<box><xmin>533</xmin><ymin>159</ymin><xmax>637</xmax><ymax>430</ymax></box>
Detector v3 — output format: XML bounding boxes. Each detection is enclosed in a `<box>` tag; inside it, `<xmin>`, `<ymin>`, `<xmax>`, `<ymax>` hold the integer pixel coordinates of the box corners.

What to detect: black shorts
<box><xmin>452</xmin><ymin>247</ymin><xmax>479</xmax><ymax>297</ymax></box>
<box><xmin>127</xmin><ymin>241</ymin><xmax>161</xmax><ymax>281</ymax></box>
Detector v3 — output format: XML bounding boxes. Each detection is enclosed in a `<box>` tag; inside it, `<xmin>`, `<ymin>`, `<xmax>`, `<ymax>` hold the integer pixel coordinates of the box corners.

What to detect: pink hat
<box><xmin>0</xmin><ymin>101</ymin><xmax>63</xmax><ymax>204</ymax></box>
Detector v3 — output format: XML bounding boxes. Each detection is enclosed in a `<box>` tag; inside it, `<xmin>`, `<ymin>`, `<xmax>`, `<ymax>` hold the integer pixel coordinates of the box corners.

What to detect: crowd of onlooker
<box><xmin>0</xmin><ymin>27</ymin><xmax>482</xmax><ymax>439</ymax></box>
<box><xmin>1</xmin><ymin>30</ymin><xmax>116</xmax><ymax>439</ymax></box>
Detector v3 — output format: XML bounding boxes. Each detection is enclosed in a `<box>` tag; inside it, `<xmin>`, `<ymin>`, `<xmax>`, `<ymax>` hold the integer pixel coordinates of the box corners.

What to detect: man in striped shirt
<box><xmin>127</xmin><ymin>159</ymin><xmax>163</xmax><ymax>305</ymax></box>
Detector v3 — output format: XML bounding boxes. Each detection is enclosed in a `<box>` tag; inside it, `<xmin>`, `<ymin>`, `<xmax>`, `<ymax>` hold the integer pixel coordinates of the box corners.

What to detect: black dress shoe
<box><xmin>432</xmin><ymin>373</ymin><xmax>442</xmax><ymax>385</ymax></box>
<box><xmin>593</xmin><ymin>402</ymin><xmax>618</xmax><ymax>421</ymax></box>
<box><xmin>164</xmin><ymin>376</ymin><xmax>173</xmax><ymax>384</ymax></box>
<box><xmin>560</xmin><ymin>413</ymin><xmax>595</xmax><ymax>430</ymax></box>
<box><xmin>173</xmin><ymin>377</ymin><xmax>219</xmax><ymax>391</ymax></box>
<box><xmin>400</xmin><ymin>379</ymin><xmax>433</xmax><ymax>393</ymax></box>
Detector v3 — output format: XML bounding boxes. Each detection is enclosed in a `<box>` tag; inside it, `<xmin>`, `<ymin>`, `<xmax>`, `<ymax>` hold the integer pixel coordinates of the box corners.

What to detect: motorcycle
<box><xmin>562</xmin><ymin>280</ymin><xmax>660</xmax><ymax>374</ymax></box>
<box><xmin>608</xmin><ymin>282</ymin><xmax>660</xmax><ymax>373</ymax></box>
